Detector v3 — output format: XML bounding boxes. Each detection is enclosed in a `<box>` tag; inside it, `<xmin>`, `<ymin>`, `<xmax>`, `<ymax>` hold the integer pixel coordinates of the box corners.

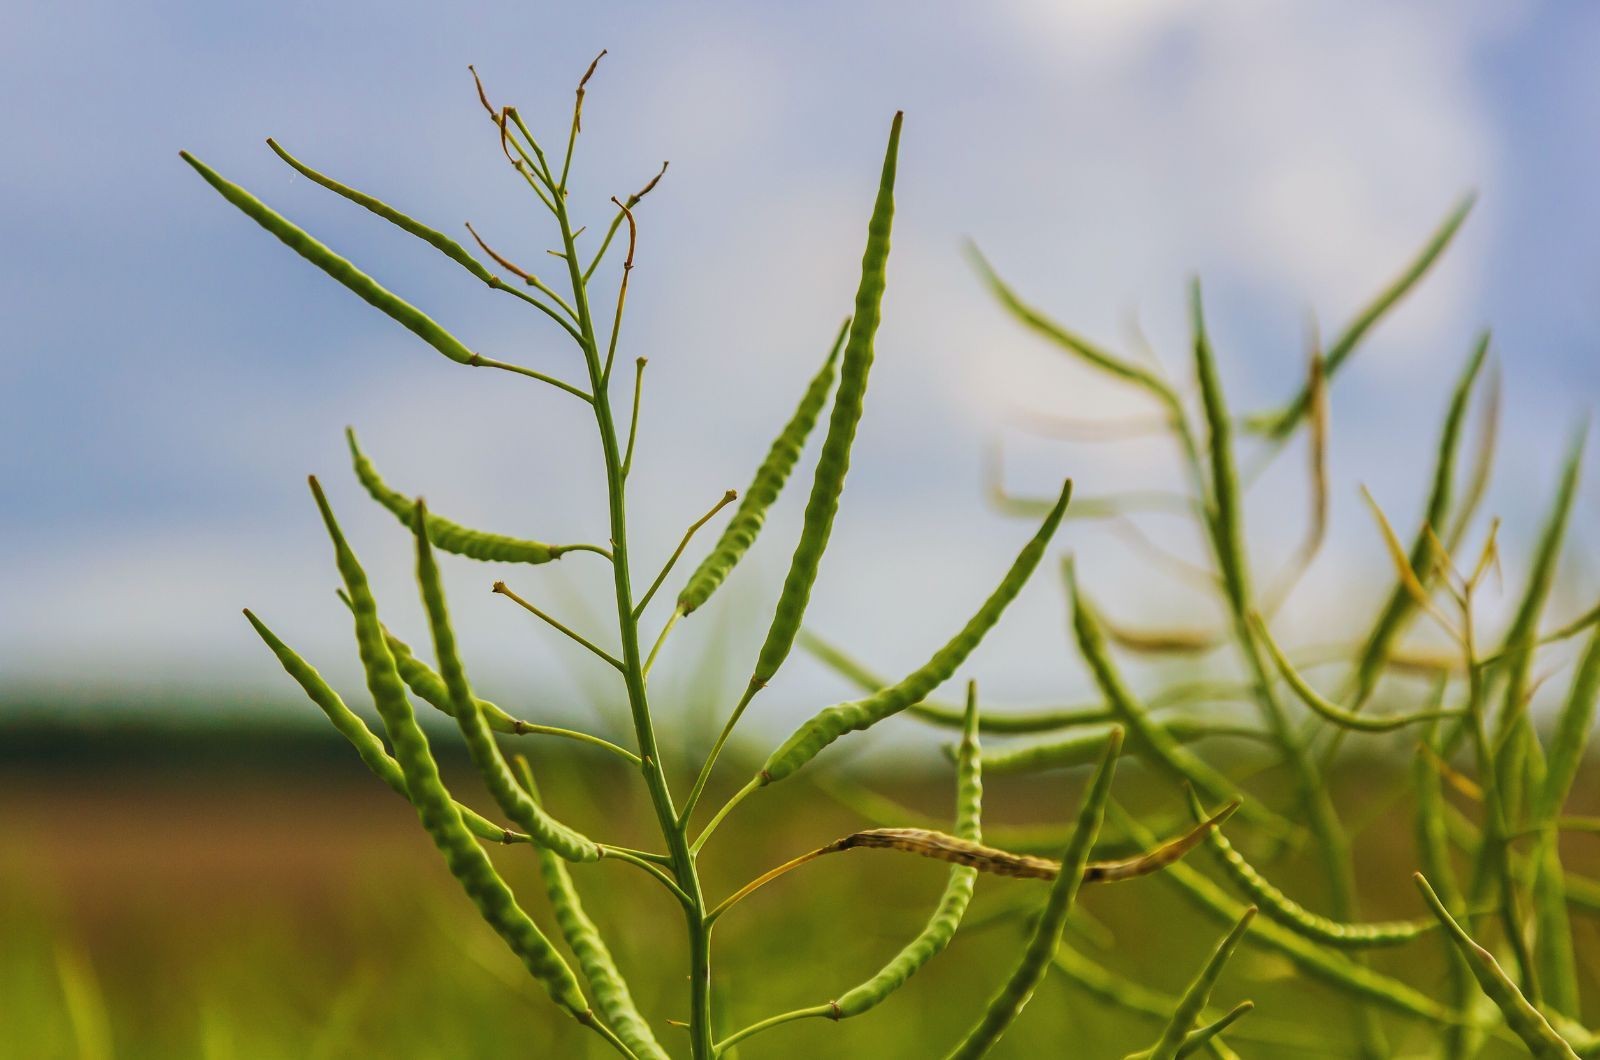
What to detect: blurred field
<box><xmin>3</xmin><ymin>717</ymin><xmax>1597</xmax><ymax>1059</ymax></box>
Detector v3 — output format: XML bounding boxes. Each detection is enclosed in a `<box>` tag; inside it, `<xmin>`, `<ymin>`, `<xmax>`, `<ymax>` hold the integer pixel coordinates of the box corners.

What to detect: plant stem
<box><xmin>550</xmin><ymin>187</ymin><xmax>717</xmax><ymax>1060</ymax></box>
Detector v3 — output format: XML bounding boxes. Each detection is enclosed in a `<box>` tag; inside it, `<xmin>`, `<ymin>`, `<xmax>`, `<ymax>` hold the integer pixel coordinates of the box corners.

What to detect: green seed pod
<box><xmin>375</xmin><ymin>615</ymin><xmax>639</xmax><ymax>763</ymax></box>
<box><xmin>242</xmin><ymin>608</ymin><xmax>520</xmax><ymax>846</ymax></box>
<box><xmin>1108</xmin><ymin>803</ymin><xmax>1461</xmax><ymax>1026</ymax></box>
<box><xmin>982</xmin><ymin>718</ymin><xmax>1265</xmax><ymax>776</ymax></box>
<box><xmin>967</xmin><ymin>245</ymin><xmax>1176</xmax><ymax>406</ymax></box>
<box><xmin>180</xmin><ymin>152</ymin><xmax>479</xmax><ymax>367</ymax></box>
<box><xmin>1249</xmin><ymin>195</ymin><xmax>1475</xmax><ymax>440</ymax></box>
<box><xmin>945</xmin><ymin>728</ymin><xmax>1122</xmax><ymax>1059</ymax></box>
<box><xmin>1252</xmin><ymin>614</ymin><xmax>1458</xmax><ymax>733</ymax></box>
<box><xmin>759</xmin><ymin>479</ymin><xmax>1071</xmax><ymax>785</ymax></box>
<box><xmin>1189</xmin><ymin>282</ymin><xmax>1250</xmax><ymax>614</ymax></box>
<box><xmin>1183</xmin><ymin>789</ymin><xmax>1437</xmax><ymax>949</ymax></box>
<box><xmin>347</xmin><ymin>428</ymin><xmax>565</xmax><ymax>564</ymax></box>
<box><xmin>1493</xmin><ymin>428</ymin><xmax>1585</xmax><ymax>762</ymax></box>
<box><xmin>410</xmin><ymin>500</ymin><xmax>602</xmax><ymax>864</ymax></box>
<box><xmin>266</xmin><ymin>138</ymin><xmax>497</xmax><ymax>285</ymax></box>
<box><xmin>802</xmin><ymin>630</ymin><xmax>1116</xmax><ymax>733</ymax></box>
<box><xmin>1146</xmin><ymin>908</ymin><xmax>1256</xmax><ymax>1060</ymax></box>
<box><xmin>1414</xmin><ymin>873</ymin><xmax>1580</xmax><ymax>1059</ymax></box>
<box><xmin>748</xmin><ymin>113</ymin><xmax>902</xmax><ymax>687</ymax></box>
<box><xmin>1066</xmin><ymin>565</ymin><xmax>1292</xmax><ymax>838</ymax></box>
<box><xmin>834</xmin><ymin>681</ymin><xmax>984</xmax><ymax>1017</ymax></box>
<box><xmin>678</xmin><ymin>321</ymin><xmax>845</xmax><ymax>616</ymax></box>
<box><xmin>514</xmin><ymin>760</ymin><xmax>669</xmax><ymax>1060</ymax></box>
<box><xmin>1051</xmin><ymin>946</ymin><xmax>1312</xmax><ymax>1057</ymax></box>
<box><xmin>1347</xmin><ymin>336</ymin><xmax>1488</xmax><ymax>708</ymax></box>
<box><xmin>1411</xmin><ymin>713</ymin><xmax>1475</xmax><ymax>1059</ymax></box>
<box><xmin>304</xmin><ymin>478</ymin><xmax>591</xmax><ymax>1021</ymax></box>
<box><xmin>1530</xmin><ymin>625</ymin><xmax>1600</xmax><ymax>1018</ymax></box>
<box><xmin>1171</xmin><ymin>1003</ymin><xmax>1254</xmax><ymax>1060</ymax></box>
<box><xmin>1538</xmin><ymin>625</ymin><xmax>1600</xmax><ymax>824</ymax></box>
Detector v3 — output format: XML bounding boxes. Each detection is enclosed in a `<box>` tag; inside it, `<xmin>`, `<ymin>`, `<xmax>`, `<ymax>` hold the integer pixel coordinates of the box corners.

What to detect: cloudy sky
<box><xmin>3</xmin><ymin>2</ymin><xmax>1597</xmax><ymax>736</ymax></box>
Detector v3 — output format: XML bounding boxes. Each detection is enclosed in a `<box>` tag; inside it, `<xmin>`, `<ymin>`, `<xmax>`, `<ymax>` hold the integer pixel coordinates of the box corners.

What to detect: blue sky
<box><xmin>3</xmin><ymin>2</ymin><xmax>1597</xmax><ymax>733</ymax></box>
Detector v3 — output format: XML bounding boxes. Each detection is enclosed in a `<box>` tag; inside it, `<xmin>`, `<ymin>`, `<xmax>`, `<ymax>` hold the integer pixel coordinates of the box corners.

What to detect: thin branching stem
<box><xmin>642</xmin><ymin>608</ymin><xmax>680</xmax><ymax>680</ymax></box>
<box><xmin>493</xmin><ymin>581</ymin><xmax>624</xmax><ymax>670</ymax></box>
<box><xmin>633</xmin><ymin>490</ymin><xmax>738</xmax><ymax>621</ymax></box>
<box><xmin>602</xmin><ymin>196</ymin><xmax>637</xmax><ymax>387</ymax></box>
<box><xmin>465</xmin><ymin>222</ymin><xmax>581</xmax><ymax>323</ymax></box>
<box><xmin>622</xmin><ymin>358</ymin><xmax>646</xmax><ymax>480</ymax></box>
<box><xmin>473</xmin><ymin>355</ymin><xmax>593</xmax><ymax>403</ymax></box>
<box><xmin>585</xmin><ymin>162</ymin><xmax>668</xmax><ymax>284</ymax></box>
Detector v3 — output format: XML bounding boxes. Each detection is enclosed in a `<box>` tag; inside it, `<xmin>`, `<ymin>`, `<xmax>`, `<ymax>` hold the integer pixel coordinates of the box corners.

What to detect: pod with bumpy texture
<box><xmin>305</xmin><ymin>477</ymin><xmax>593</xmax><ymax>1024</ymax></box>
<box><xmin>945</xmin><ymin>728</ymin><xmax>1122</xmax><ymax>1059</ymax></box>
<box><xmin>677</xmin><ymin>320</ymin><xmax>846</xmax><ymax>616</ymax></box>
<box><xmin>411</xmin><ymin>501</ymin><xmax>603</xmax><ymax>864</ymax></box>
<box><xmin>759</xmin><ymin>480</ymin><xmax>1070</xmax><ymax>786</ymax></box>
<box><xmin>836</xmin><ymin>684</ymin><xmax>984</xmax><ymax>1015</ymax></box>
<box><xmin>243</xmin><ymin>608</ymin><xmax>521</xmax><ymax>846</ymax></box>
<box><xmin>375</xmin><ymin>616</ymin><xmax>638</xmax><ymax>763</ymax></box>
<box><xmin>748</xmin><ymin>114</ymin><xmax>902</xmax><ymax>689</ymax></box>
<box><xmin>1183</xmin><ymin>789</ymin><xmax>1438</xmax><ymax>949</ymax></box>
<box><xmin>348</xmin><ymin>428</ymin><xmax>567</xmax><ymax>564</ymax></box>
<box><xmin>515</xmin><ymin>760</ymin><xmax>669</xmax><ymax>1060</ymax></box>
<box><xmin>180</xmin><ymin>153</ymin><xmax>479</xmax><ymax>367</ymax></box>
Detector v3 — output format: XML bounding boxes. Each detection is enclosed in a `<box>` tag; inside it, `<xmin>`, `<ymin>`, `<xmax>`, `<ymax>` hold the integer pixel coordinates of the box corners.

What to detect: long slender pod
<box><xmin>514</xmin><ymin>759</ymin><xmax>669</xmax><ymax>1060</ymax></box>
<box><xmin>756</xmin><ymin>480</ymin><xmax>1070</xmax><ymax>786</ymax></box>
<box><xmin>1490</xmin><ymin>428</ymin><xmax>1585</xmax><ymax>801</ymax></box>
<box><xmin>834</xmin><ymin>682</ymin><xmax>985</xmax><ymax>1015</ymax></box>
<box><xmin>1414</xmin><ymin>711</ymin><xmax>1476</xmax><ymax>1059</ymax></box>
<box><xmin>1248</xmin><ymin>196</ymin><xmax>1475</xmax><ymax>440</ymax></box>
<box><xmin>265</xmin><ymin>138</ymin><xmax>495</xmax><ymax>279</ymax></box>
<box><xmin>347</xmin><ymin>428</ymin><xmax>588</xmax><ymax>563</ymax></box>
<box><xmin>945</xmin><ymin>728</ymin><xmax>1122</xmax><ymax>1059</ymax></box>
<box><xmin>1108</xmin><ymin>803</ymin><xmax>1464</xmax><ymax>1027</ymax></box>
<box><xmin>1414</xmin><ymin>874</ymin><xmax>1580</xmax><ymax>1058</ymax></box>
<box><xmin>264</xmin><ymin>136</ymin><xmax>578</xmax><ymax>336</ymax></box>
<box><xmin>181</xmin><ymin>153</ymin><xmax>481</xmax><ymax>368</ymax></box>
<box><xmin>966</xmin><ymin>246</ymin><xmax>1178</xmax><ymax>404</ymax></box>
<box><xmin>714</xmin><ymin>801</ymin><xmax>1229</xmax><ymax>913</ymax></box>
<box><xmin>1189</xmin><ymin>285</ymin><xmax>1381</xmax><ymax>1054</ymax></box>
<box><xmin>1530</xmin><ymin>626</ymin><xmax>1600</xmax><ymax>1018</ymax></box>
<box><xmin>802</xmin><ymin>630</ymin><xmax>1117</xmax><ymax>732</ymax></box>
<box><xmin>714</xmin><ymin>684</ymin><xmax>988</xmax><ymax>1054</ymax></box>
<box><xmin>982</xmin><ymin>718</ymin><xmax>1268</xmax><ymax>775</ymax></box>
<box><xmin>242</xmin><ymin>608</ymin><xmax>523</xmax><ymax>845</ymax></box>
<box><xmin>1182</xmin><ymin>789</ymin><xmax>1439</xmax><ymax>949</ymax></box>
<box><xmin>745</xmin><ymin>113</ymin><xmax>902</xmax><ymax>688</ymax></box>
<box><xmin>1067</xmin><ymin>563</ymin><xmax>1294</xmax><ymax>837</ymax></box>
<box><xmin>1342</xmin><ymin>336</ymin><xmax>1488</xmax><ymax>714</ymax></box>
<box><xmin>410</xmin><ymin>500</ymin><xmax>603</xmax><ymax>864</ymax></box>
<box><xmin>375</xmin><ymin>619</ymin><xmax>638</xmax><ymax>762</ymax></box>
<box><xmin>1536</xmin><ymin>625</ymin><xmax>1600</xmax><ymax>825</ymax></box>
<box><xmin>677</xmin><ymin>321</ymin><xmax>846</xmax><ymax>616</ymax></box>
<box><xmin>1460</xmin><ymin>431</ymin><xmax>1586</xmax><ymax>1004</ymax></box>
<box><xmin>683</xmin><ymin>116</ymin><xmax>904</xmax><ymax>824</ymax></box>
<box><xmin>1145</xmin><ymin>908</ymin><xmax>1256</xmax><ymax>1060</ymax></box>
<box><xmin>1252</xmin><ymin>613</ymin><xmax>1459</xmax><ymax>733</ymax></box>
<box><xmin>1051</xmin><ymin>946</ymin><xmax>1324</xmax><ymax>1056</ymax></box>
<box><xmin>303</xmin><ymin>478</ymin><xmax>602</xmax><ymax>1034</ymax></box>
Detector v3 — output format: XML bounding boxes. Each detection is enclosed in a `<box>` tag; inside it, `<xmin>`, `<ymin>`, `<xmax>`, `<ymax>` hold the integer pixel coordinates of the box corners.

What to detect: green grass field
<box><xmin>6</xmin><ymin>723</ymin><xmax>1595</xmax><ymax>1058</ymax></box>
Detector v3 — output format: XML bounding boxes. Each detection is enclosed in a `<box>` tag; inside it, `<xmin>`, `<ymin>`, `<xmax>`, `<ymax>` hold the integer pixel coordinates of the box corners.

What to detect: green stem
<box><xmin>550</xmin><ymin>185</ymin><xmax>717</xmax><ymax>1060</ymax></box>
<box><xmin>714</xmin><ymin>1005</ymin><xmax>834</xmax><ymax>1055</ymax></box>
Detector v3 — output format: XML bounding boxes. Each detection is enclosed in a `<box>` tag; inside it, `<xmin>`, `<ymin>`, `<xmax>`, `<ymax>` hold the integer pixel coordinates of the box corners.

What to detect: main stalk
<box><xmin>552</xmin><ymin>191</ymin><xmax>716</xmax><ymax>1059</ymax></box>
